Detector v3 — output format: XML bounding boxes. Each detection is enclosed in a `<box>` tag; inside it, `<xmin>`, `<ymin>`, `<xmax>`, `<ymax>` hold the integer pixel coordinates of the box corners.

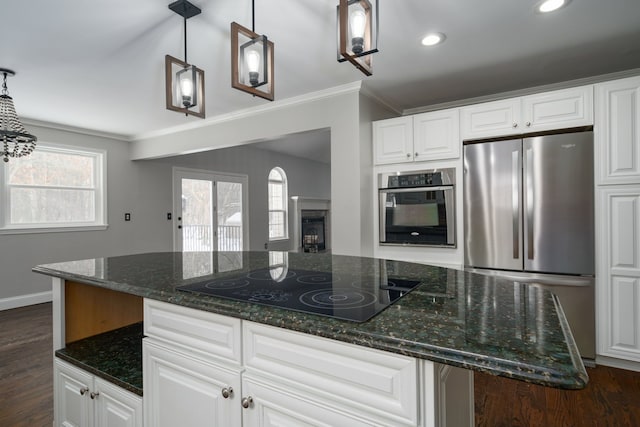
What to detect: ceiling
<box><xmin>2</xmin><ymin>0</ymin><xmax>640</xmax><ymax>141</ymax></box>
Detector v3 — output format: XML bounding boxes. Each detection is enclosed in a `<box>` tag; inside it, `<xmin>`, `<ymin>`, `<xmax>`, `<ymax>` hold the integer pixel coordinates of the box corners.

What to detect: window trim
<box><xmin>268</xmin><ymin>167</ymin><xmax>288</xmax><ymax>241</ymax></box>
<box><xmin>0</xmin><ymin>143</ymin><xmax>108</xmax><ymax>234</ymax></box>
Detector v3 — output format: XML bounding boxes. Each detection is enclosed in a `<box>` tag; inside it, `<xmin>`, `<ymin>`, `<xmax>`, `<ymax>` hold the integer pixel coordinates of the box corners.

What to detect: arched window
<box><xmin>268</xmin><ymin>167</ymin><xmax>288</xmax><ymax>240</ymax></box>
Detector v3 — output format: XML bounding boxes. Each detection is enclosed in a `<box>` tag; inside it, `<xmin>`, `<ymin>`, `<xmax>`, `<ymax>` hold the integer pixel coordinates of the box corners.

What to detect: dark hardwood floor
<box><xmin>1</xmin><ymin>302</ymin><xmax>639</xmax><ymax>426</ymax></box>
<box><xmin>0</xmin><ymin>302</ymin><xmax>53</xmax><ymax>427</ymax></box>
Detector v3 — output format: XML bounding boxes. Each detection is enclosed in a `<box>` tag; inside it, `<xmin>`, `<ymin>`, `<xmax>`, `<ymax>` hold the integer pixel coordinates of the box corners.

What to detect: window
<box><xmin>1</xmin><ymin>144</ymin><xmax>106</xmax><ymax>233</ymax></box>
<box><xmin>268</xmin><ymin>167</ymin><xmax>288</xmax><ymax>240</ymax></box>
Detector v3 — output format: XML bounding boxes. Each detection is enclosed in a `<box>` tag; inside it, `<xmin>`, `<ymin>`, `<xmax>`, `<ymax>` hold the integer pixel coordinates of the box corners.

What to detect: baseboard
<box><xmin>0</xmin><ymin>291</ymin><xmax>53</xmax><ymax>311</ymax></box>
<box><xmin>596</xmin><ymin>355</ymin><xmax>640</xmax><ymax>372</ymax></box>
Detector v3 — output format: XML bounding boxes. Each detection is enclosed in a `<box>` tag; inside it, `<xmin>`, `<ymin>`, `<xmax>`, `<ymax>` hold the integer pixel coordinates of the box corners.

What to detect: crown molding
<box><xmin>403</xmin><ymin>67</ymin><xmax>640</xmax><ymax>116</ymax></box>
<box><xmin>133</xmin><ymin>81</ymin><xmax>363</xmax><ymax>142</ymax></box>
<box><xmin>21</xmin><ymin>118</ymin><xmax>129</xmax><ymax>142</ymax></box>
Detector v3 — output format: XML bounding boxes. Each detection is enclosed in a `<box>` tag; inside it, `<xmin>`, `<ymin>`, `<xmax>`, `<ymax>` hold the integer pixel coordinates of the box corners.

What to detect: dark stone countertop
<box><xmin>55</xmin><ymin>322</ymin><xmax>143</xmax><ymax>396</ymax></box>
<box><xmin>35</xmin><ymin>251</ymin><xmax>588</xmax><ymax>390</ymax></box>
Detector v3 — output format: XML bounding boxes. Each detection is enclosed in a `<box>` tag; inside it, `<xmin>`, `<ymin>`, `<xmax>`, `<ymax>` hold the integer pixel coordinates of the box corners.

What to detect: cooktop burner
<box><xmin>177</xmin><ymin>268</ymin><xmax>421</xmax><ymax>322</ymax></box>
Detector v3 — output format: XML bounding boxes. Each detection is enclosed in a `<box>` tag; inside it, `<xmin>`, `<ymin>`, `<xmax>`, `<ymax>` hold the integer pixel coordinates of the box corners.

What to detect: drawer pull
<box><xmin>90</xmin><ymin>391</ymin><xmax>99</xmax><ymax>399</ymax></box>
<box><xmin>79</xmin><ymin>387</ymin><xmax>89</xmax><ymax>396</ymax></box>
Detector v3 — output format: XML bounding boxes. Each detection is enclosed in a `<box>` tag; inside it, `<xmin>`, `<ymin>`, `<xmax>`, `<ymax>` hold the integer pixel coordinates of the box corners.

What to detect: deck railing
<box><xmin>182</xmin><ymin>224</ymin><xmax>242</xmax><ymax>251</ymax></box>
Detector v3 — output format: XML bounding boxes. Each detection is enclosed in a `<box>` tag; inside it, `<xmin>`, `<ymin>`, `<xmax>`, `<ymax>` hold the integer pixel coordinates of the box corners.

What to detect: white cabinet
<box><xmin>374</xmin><ymin>108</ymin><xmax>460</xmax><ymax>165</ymax></box>
<box><xmin>596</xmin><ymin>76</ymin><xmax>640</xmax><ymax>185</ymax></box>
<box><xmin>143</xmin><ymin>299</ymin><xmax>242</xmax><ymax>427</ymax></box>
<box><xmin>143</xmin><ymin>339</ymin><xmax>242</xmax><ymax>427</ymax></box>
<box><xmin>243</xmin><ymin>321</ymin><xmax>418</xmax><ymax>426</ymax></box>
<box><xmin>54</xmin><ymin>358</ymin><xmax>142</xmax><ymax>427</ymax></box>
<box><xmin>241</xmin><ymin>374</ymin><xmax>374</xmax><ymax>427</ymax></box>
<box><xmin>597</xmin><ymin>187</ymin><xmax>640</xmax><ymax>365</ymax></box>
<box><xmin>142</xmin><ymin>298</ymin><xmax>473</xmax><ymax>427</ymax></box>
<box><xmin>460</xmin><ymin>85</ymin><xmax>593</xmax><ymax>140</ymax></box>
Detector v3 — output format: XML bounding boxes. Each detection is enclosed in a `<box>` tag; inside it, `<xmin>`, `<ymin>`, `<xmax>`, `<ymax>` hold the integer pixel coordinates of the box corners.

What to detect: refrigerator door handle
<box><xmin>525</xmin><ymin>147</ymin><xmax>534</xmax><ymax>260</ymax></box>
<box><xmin>512</xmin><ymin>150</ymin><xmax>520</xmax><ymax>259</ymax></box>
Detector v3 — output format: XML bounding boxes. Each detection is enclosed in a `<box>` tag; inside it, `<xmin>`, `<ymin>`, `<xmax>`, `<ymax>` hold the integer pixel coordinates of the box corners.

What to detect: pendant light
<box><xmin>231</xmin><ymin>0</ymin><xmax>274</xmax><ymax>101</ymax></box>
<box><xmin>0</xmin><ymin>68</ymin><xmax>37</xmax><ymax>163</ymax></box>
<box><xmin>165</xmin><ymin>0</ymin><xmax>205</xmax><ymax>118</ymax></box>
<box><xmin>337</xmin><ymin>0</ymin><xmax>379</xmax><ymax>76</ymax></box>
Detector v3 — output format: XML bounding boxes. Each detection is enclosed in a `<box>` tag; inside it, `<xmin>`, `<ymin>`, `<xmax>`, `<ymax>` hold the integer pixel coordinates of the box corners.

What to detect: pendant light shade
<box><xmin>231</xmin><ymin>13</ymin><xmax>274</xmax><ymax>100</ymax></box>
<box><xmin>165</xmin><ymin>0</ymin><xmax>205</xmax><ymax>118</ymax></box>
<box><xmin>337</xmin><ymin>0</ymin><xmax>379</xmax><ymax>76</ymax></box>
<box><xmin>1</xmin><ymin>68</ymin><xmax>37</xmax><ymax>163</ymax></box>
<box><xmin>165</xmin><ymin>55</ymin><xmax>205</xmax><ymax>118</ymax></box>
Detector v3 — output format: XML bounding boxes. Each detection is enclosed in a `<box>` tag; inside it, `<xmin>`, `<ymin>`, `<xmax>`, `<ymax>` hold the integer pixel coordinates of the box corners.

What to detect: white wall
<box><xmin>0</xmin><ymin>124</ymin><xmax>173</xmax><ymax>309</ymax></box>
<box><xmin>150</xmin><ymin>143</ymin><xmax>331</xmax><ymax>251</ymax></box>
<box><xmin>131</xmin><ymin>85</ymin><xmax>370</xmax><ymax>256</ymax></box>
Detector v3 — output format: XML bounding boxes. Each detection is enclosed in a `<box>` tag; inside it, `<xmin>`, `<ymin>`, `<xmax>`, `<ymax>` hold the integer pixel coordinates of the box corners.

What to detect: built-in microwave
<box><xmin>378</xmin><ymin>168</ymin><xmax>456</xmax><ymax>247</ymax></box>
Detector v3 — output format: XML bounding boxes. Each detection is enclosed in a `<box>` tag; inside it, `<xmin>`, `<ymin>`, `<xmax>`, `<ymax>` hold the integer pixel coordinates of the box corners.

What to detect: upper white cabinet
<box><xmin>374</xmin><ymin>108</ymin><xmax>460</xmax><ymax>165</ymax></box>
<box><xmin>461</xmin><ymin>85</ymin><xmax>594</xmax><ymax>140</ymax></box>
<box><xmin>596</xmin><ymin>76</ymin><xmax>640</xmax><ymax>185</ymax></box>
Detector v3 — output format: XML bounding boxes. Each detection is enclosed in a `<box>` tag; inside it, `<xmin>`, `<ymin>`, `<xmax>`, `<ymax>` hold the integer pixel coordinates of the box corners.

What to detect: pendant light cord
<box><xmin>184</xmin><ymin>16</ymin><xmax>188</xmax><ymax>64</ymax></box>
<box><xmin>252</xmin><ymin>0</ymin><xmax>255</xmax><ymax>32</ymax></box>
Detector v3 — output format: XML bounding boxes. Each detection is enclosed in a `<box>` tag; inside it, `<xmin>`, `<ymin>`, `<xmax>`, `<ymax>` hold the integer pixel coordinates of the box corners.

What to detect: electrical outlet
<box><xmin>125</xmin><ymin>213</ymin><xmax>131</xmax><ymax>221</ymax></box>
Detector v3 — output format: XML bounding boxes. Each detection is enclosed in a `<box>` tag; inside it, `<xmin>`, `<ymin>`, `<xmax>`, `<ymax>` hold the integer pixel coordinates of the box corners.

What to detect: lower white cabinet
<box><xmin>141</xmin><ymin>299</ymin><xmax>474</xmax><ymax>427</ymax></box>
<box><xmin>143</xmin><ymin>338</ymin><xmax>242</xmax><ymax>427</ymax></box>
<box><xmin>241</xmin><ymin>374</ymin><xmax>374</xmax><ymax>427</ymax></box>
<box><xmin>597</xmin><ymin>186</ymin><xmax>640</xmax><ymax>365</ymax></box>
<box><xmin>54</xmin><ymin>358</ymin><xmax>142</xmax><ymax>427</ymax></box>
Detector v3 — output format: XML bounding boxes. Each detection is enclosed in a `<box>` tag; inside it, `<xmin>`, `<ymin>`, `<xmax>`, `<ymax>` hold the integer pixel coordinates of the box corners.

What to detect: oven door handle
<box><xmin>379</xmin><ymin>186</ymin><xmax>453</xmax><ymax>194</ymax></box>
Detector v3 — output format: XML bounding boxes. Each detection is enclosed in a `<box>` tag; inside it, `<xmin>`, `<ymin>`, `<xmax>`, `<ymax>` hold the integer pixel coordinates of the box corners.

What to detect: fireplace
<box><xmin>290</xmin><ymin>196</ymin><xmax>330</xmax><ymax>253</ymax></box>
<box><xmin>301</xmin><ymin>213</ymin><xmax>326</xmax><ymax>252</ymax></box>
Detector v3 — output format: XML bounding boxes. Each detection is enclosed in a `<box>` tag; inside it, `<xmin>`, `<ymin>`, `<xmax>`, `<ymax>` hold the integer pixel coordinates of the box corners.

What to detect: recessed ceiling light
<box><xmin>537</xmin><ymin>0</ymin><xmax>569</xmax><ymax>13</ymax></box>
<box><xmin>421</xmin><ymin>33</ymin><xmax>445</xmax><ymax>46</ymax></box>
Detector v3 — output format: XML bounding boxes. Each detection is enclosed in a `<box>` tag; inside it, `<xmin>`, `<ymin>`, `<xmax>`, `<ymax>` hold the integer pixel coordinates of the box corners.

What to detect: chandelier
<box><xmin>1</xmin><ymin>68</ymin><xmax>37</xmax><ymax>163</ymax></box>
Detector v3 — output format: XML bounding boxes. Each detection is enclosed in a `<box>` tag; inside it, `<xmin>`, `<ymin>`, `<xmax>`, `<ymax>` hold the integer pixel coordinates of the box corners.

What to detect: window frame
<box><xmin>0</xmin><ymin>143</ymin><xmax>108</xmax><ymax>235</ymax></box>
<box><xmin>267</xmin><ymin>167</ymin><xmax>288</xmax><ymax>241</ymax></box>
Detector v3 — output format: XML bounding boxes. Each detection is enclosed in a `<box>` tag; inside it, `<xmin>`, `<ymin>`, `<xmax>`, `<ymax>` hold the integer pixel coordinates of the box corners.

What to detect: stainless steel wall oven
<box><xmin>378</xmin><ymin>168</ymin><xmax>456</xmax><ymax>247</ymax></box>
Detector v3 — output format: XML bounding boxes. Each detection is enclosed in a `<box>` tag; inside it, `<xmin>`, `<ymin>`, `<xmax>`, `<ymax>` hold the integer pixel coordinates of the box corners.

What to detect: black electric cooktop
<box><xmin>177</xmin><ymin>268</ymin><xmax>421</xmax><ymax>322</ymax></box>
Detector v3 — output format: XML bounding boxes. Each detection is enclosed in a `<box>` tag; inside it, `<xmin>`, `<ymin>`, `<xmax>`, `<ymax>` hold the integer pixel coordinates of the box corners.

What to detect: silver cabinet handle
<box><xmin>406</xmin><ymin>153</ymin><xmax>411</xmax><ymax>158</ymax></box>
<box><xmin>241</xmin><ymin>396</ymin><xmax>253</xmax><ymax>409</ymax></box>
<box><xmin>79</xmin><ymin>387</ymin><xmax>89</xmax><ymax>396</ymax></box>
<box><xmin>221</xmin><ymin>387</ymin><xmax>233</xmax><ymax>399</ymax></box>
<box><xmin>526</xmin><ymin>121</ymin><xmax>531</xmax><ymax>127</ymax></box>
<box><xmin>414</xmin><ymin>152</ymin><xmax>419</xmax><ymax>157</ymax></box>
<box><xmin>513</xmin><ymin>123</ymin><xmax>518</xmax><ymax>128</ymax></box>
<box><xmin>90</xmin><ymin>391</ymin><xmax>99</xmax><ymax>399</ymax></box>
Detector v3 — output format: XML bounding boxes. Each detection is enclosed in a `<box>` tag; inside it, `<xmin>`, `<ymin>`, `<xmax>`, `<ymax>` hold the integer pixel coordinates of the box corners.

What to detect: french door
<box><xmin>173</xmin><ymin>168</ymin><xmax>248</xmax><ymax>252</ymax></box>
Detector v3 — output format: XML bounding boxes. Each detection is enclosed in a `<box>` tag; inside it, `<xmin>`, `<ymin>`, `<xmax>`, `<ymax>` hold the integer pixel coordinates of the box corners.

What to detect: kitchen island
<box><xmin>34</xmin><ymin>251</ymin><xmax>587</xmax><ymax>427</ymax></box>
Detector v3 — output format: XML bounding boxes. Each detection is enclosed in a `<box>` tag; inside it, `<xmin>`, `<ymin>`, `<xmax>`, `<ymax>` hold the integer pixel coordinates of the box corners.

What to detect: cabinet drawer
<box><xmin>144</xmin><ymin>299</ymin><xmax>241</xmax><ymax>364</ymax></box>
<box><xmin>243</xmin><ymin>322</ymin><xmax>418</xmax><ymax>426</ymax></box>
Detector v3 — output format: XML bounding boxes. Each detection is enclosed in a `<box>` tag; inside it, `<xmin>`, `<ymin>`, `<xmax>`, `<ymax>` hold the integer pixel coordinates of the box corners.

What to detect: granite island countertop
<box><xmin>34</xmin><ymin>251</ymin><xmax>588</xmax><ymax>389</ymax></box>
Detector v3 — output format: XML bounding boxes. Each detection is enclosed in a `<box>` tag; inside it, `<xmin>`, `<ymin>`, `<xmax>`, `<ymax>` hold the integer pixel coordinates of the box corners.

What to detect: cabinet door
<box><xmin>522</xmin><ymin>85</ymin><xmax>593</xmax><ymax>133</ymax></box>
<box><xmin>413</xmin><ymin>108</ymin><xmax>460</xmax><ymax>161</ymax></box>
<box><xmin>373</xmin><ymin>116</ymin><xmax>414</xmax><ymax>164</ymax></box>
<box><xmin>54</xmin><ymin>359</ymin><xmax>94</xmax><ymax>427</ymax></box>
<box><xmin>143</xmin><ymin>339</ymin><xmax>242</xmax><ymax>427</ymax></box>
<box><xmin>241</xmin><ymin>375</ymin><xmax>373</xmax><ymax>427</ymax></box>
<box><xmin>94</xmin><ymin>378</ymin><xmax>142</xmax><ymax>427</ymax></box>
<box><xmin>596</xmin><ymin>76</ymin><xmax>640</xmax><ymax>185</ymax></box>
<box><xmin>460</xmin><ymin>98</ymin><xmax>521</xmax><ymax>140</ymax></box>
<box><xmin>598</xmin><ymin>187</ymin><xmax>640</xmax><ymax>363</ymax></box>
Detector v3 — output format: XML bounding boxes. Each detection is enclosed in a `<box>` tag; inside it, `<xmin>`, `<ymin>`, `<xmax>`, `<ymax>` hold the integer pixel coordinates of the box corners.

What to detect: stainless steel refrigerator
<box><xmin>463</xmin><ymin>130</ymin><xmax>595</xmax><ymax>360</ymax></box>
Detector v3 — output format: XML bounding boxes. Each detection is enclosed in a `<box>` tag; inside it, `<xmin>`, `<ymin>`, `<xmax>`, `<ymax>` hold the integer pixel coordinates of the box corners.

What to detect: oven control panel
<box><xmin>387</xmin><ymin>172</ymin><xmax>443</xmax><ymax>188</ymax></box>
